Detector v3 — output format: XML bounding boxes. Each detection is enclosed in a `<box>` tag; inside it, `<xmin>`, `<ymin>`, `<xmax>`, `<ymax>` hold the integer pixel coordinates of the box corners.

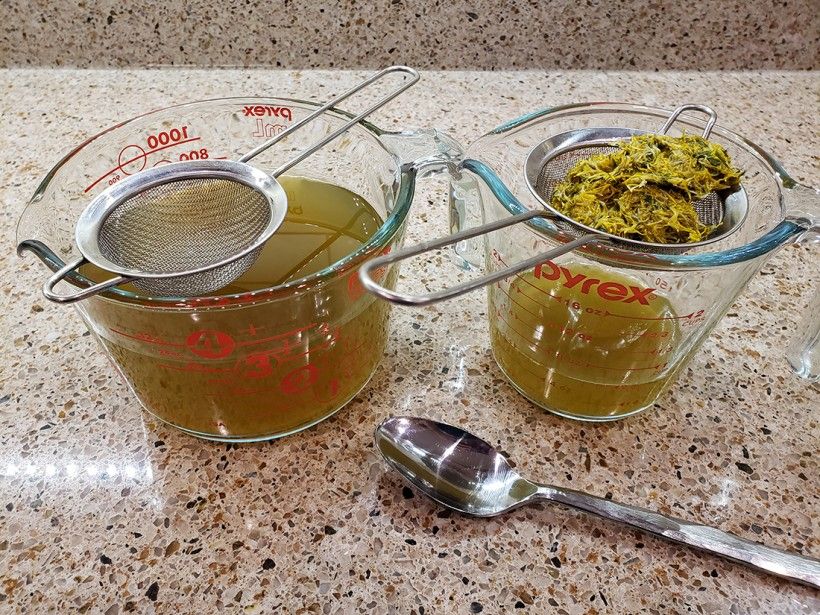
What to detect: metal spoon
<box><xmin>375</xmin><ymin>416</ymin><xmax>820</xmax><ymax>589</ymax></box>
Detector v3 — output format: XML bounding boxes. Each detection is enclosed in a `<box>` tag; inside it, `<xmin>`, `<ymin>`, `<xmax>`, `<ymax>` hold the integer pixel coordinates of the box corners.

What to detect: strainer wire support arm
<box><xmin>240</xmin><ymin>66</ymin><xmax>420</xmax><ymax>177</ymax></box>
<box><xmin>43</xmin><ymin>256</ymin><xmax>134</xmax><ymax>303</ymax></box>
<box><xmin>660</xmin><ymin>104</ymin><xmax>717</xmax><ymax>138</ymax></box>
<box><xmin>359</xmin><ymin>210</ymin><xmax>603</xmax><ymax>307</ymax></box>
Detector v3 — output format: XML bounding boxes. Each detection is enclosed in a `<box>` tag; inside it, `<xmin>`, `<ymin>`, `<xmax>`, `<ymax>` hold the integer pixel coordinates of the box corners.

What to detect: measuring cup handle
<box><xmin>43</xmin><ymin>257</ymin><xmax>132</xmax><ymax>304</ymax></box>
<box><xmin>784</xmin><ymin>182</ymin><xmax>820</xmax><ymax>379</ymax></box>
<box><xmin>359</xmin><ymin>210</ymin><xmax>604</xmax><ymax>307</ymax></box>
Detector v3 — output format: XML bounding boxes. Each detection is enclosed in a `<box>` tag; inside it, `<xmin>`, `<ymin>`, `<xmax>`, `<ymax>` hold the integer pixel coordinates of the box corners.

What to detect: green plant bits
<box><xmin>550</xmin><ymin>134</ymin><xmax>743</xmax><ymax>244</ymax></box>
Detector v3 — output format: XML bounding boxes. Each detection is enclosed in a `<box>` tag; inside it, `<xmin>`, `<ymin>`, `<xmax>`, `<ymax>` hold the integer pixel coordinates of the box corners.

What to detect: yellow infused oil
<box><xmin>79</xmin><ymin>176</ymin><xmax>390</xmax><ymax>439</ymax></box>
<box><xmin>217</xmin><ymin>176</ymin><xmax>383</xmax><ymax>292</ymax></box>
<box><xmin>489</xmin><ymin>261</ymin><xmax>681</xmax><ymax>419</ymax></box>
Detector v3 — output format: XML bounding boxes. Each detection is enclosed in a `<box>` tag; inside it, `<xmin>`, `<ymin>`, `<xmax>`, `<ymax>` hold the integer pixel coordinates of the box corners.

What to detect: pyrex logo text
<box><xmin>242</xmin><ymin>106</ymin><xmax>293</xmax><ymax>121</ymax></box>
<box><xmin>534</xmin><ymin>261</ymin><xmax>655</xmax><ymax>305</ymax></box>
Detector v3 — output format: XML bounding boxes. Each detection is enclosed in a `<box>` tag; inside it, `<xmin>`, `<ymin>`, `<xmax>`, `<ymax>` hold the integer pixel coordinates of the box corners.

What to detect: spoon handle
<box><xmin>539</xmin><ymin>486</ymin><xmax>820</xmax><ymax>588</ymax></box>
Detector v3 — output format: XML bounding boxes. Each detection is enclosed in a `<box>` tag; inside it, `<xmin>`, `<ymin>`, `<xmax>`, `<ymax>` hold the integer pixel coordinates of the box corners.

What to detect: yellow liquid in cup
<box><xmin>489</xmin><ymin>262</ymin><xmax>682</xmax><ymax>419</ymax></box>
<box><xmin>79</xmin><ymin>177</ymin><xmax>390</xmax><ymax>440</ymax></box>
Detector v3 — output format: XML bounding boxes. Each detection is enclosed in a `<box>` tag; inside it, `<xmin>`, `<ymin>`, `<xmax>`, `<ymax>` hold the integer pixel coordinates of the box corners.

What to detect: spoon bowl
<box><xmin>375</xmin><ymin>416</ymin><xmax>820</xmax><ymax>588</ymax></box>
<box><xmin>375</xmin><ymin>416</ymin><xmax>537</xmax><ymax>516</ymax></box>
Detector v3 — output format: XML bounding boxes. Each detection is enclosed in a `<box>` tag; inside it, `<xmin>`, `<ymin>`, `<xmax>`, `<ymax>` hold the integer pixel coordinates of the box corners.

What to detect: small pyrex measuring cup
<box><xmin>16</xmin><ymin>97</ymin><xmax>463</xmax><ymax>441</ymax></box>
<box><xmin>361</xmin><ymin>103</ymin><xmax>819</xmax><ymax>421</ymax></box>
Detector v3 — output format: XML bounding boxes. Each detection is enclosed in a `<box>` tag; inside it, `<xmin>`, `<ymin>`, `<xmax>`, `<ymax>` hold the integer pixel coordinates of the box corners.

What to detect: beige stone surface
<box><xmin>1</xmin><ymin>1</ymin><xmax>819</xmax><ymax>70</ymax></box>
<box><xmin>1</xmin><ymin>69</ymin><xmax>819</xmax><ymax>613</ymax></box>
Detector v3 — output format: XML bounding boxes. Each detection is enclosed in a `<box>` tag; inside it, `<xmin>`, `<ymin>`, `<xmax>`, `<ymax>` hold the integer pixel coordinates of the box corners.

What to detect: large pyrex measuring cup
<box><xmin>16</xmin><ymin>97</ymin><xmax>463</xmax><ymax>441</ymax></box>
<box><xmin>361</xmin><ymin>103</ymin><xmax>819</xmax><ymax>421</ymax></box>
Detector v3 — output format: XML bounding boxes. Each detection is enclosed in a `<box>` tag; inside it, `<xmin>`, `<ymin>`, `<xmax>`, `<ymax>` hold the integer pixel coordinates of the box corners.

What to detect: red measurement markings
<box><xmin>494</xmin><ymin>284</ymin><xmax>592</xmax><ymax>342</ymax></box>
<box><xmin>201</xmin><ymin>324</ymin><xmax>338</xmax><ymax>384</ymax></box>
<box><xmin>493</xmin><ymin>307</ymin><xmax>667</xmax><ymax>373</ymax></box>
<box><xmin>509</xmin><ymin>270</ymin><xmax>581</xmax><ymax>308</ymax></box>
<box><xmin>235</xmin><ymin>326</ymin><xmax>317</xmax><ymax>349</ymax></box>
<box><xmin>568</xmin><ymin>356</ymin><xmax>668</xmax><ymax>373</ymax></box>
<box><xmin>349</xmin><ymin>245</ymin><xmax>392</xmax><ymax>302</ymax></box>
<box><xmin>217</xmin><ymin>334</ymin><xmax>338</xmax><ymax>382</ymax></box>
<box><xmin>493</xmin><ymin>306</ymin><xmax>554</xmax><ymax>355</ymax></box>
<box><xmin>493</xmin><ymin>252</ymin><xmax>572</xmax><ymax>305</ymax></box>
<box><xmin>495</xmin><ymin>283</ymin><xmax>543</xmax><ymax>320</ymax></box>
<box><xmin>206</xmin><ymin>336</ymin><xmax>370</xmax><ymax>398</ymax></box>
<box><xmin>118</xmin><ymin>144</ymin><xmax>147</xmax><ymax>175</ymax></box>
<box><xmin>109</xmin><ymin>328</ymin><xmax>184</xmax><ymax>347</ymax></box>
<box><xmin>156</xmin><ymin>348</ymin><xmax>185</xmax><ymax>358</ymax></box>
<box><xmin>603</xmin><ymin>309</ymin><xmax>699</xmax><ymax>322</ymax></box>
<box><xmin>493</xmin><ymin>339</ymin><xmax>552</xmax><ymax>380</ymax></box>
<box><xmin>111</xmin><ymin>323</ymin><xmax>320</xmax><ymax>355</ymax></box>
<box><xmin>177</xmin><ymin>148</ymin><xmax>210</xmax><ymax>161</ymax></box>
<box><xmin>155</xmin><ymin>362</ymin><xmax>235</xmax><ymax>374</ymax></box>
<box><xmin>186</xmin><ymin>330</ymin><xmax>235</xmax><ymax>359</ymax></box>
<box><xmin>617</xmin><ymin>346</ymin><xmax>674</xmax><ymax>357</ymax></box>
<box><xmin>496</xmin><ymin>281</ymin><xmax>670</xmax><ymax>352</ymax></box>
<box><xmin>83</xmin><ymin>136</ymin><xmax>202</xmax><ymax>193</ymax></box>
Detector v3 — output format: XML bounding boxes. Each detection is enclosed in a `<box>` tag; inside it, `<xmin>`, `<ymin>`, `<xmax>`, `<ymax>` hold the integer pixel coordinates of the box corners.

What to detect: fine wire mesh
<box><xmin>95</xmin><ymin>177</ymin><xmax>272</xmax><ymax>294</ymax></box>
<box><xmin>533</xmin><ymin>143</ymin><xmax>727</xmax><ymax>254</ymax></box>
<box><xmin>129</xmin><ymin>251</ymin><xmax>260</xmax><ymax>296</ymax></box>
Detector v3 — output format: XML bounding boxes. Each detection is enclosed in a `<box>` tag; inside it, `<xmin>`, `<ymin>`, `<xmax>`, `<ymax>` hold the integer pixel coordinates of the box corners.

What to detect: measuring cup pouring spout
<box><xmin>361</xmin><ymin>102</ymin><xmax>820</xmax><ymax>419</ymax></box>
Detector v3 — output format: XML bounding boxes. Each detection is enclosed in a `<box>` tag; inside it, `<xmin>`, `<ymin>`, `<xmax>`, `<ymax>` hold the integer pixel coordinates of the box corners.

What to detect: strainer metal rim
<box><xmin>75</xmin><ymin>159</ymin><xmax>288</xmax><ymax>279</ymax></box>
<box><xmin>522</xmin><ymin>127</ymin><xmax>750</xmax><ymax>251</ymax></box>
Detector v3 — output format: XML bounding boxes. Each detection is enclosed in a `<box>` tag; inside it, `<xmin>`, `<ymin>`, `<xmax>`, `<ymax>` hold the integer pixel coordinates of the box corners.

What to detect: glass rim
<box><xmin>17</xmin><ymin>96</ymin><xmax>414</xmax><ymax>310</ymax></box>
<box><xmin>474</xmin><ymin>101</ymin><xmax>806</xmax><ymax>270</ymax></box>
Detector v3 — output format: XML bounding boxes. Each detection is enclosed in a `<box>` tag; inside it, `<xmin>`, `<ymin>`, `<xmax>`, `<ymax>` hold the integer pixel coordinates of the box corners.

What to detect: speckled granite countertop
<box><xmin>3</xmin><ymin>1</ymin><xmax>818</xmax><ymax>70</ymax></box>
<box><xmin>1</xmin><ymin>69</ymin><xmax>818</xmax><ymax>614</ymax></box>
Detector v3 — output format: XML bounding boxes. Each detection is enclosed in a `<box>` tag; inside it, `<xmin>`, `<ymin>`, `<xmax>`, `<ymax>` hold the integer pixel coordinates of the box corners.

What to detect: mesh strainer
<box><xmin>359</xmin><ymin>104</ymin><xmax>751</xmax><ymax>307</ymax></box>
<box><xmin>523</xmin><ymin>104</ymin><xmax>748</xmax><ymax>254</ymax></box>
<box><xmin>43</xmin><ymin>66</ymin><xmax>419</xmax><ymax>304</ymax></box>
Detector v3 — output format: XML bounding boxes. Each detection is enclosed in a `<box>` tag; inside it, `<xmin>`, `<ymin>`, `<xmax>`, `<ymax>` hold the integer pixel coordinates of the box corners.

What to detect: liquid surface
<box><xmin>218</xmin><ymin>176</ymin><xmax>383</xmax><ymax>293</ymax></box>
<box><xmin>489</xmin><ymin>261</ymin><xmax>681</xmax><ymax>419</ymax></box>
<box><xmin>82</xmin><ymin>176</ymin><xmax>383</xmax><ymax>295</ymax></box>
<box><xmin>79</xmin><ymin>177</ymin><xmax>391</xmax><ymax>440</ymax></box>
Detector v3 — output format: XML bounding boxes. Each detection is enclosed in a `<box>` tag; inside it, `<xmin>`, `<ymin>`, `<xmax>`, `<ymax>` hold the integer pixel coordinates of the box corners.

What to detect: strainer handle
<box><xmin>359</xmin><ymin>210</ymin><xmax>605</xmax><ymax>307</ymax></box>
<box><xmin>239</xmin><ymin>66</ymin><xmax>420</xmax><ymax>176</ymax></box>
<box><xmin>43</xmin><ymin>257</ymin><xmax>133</xmax><ymax>304</ymax></box>
<box><xmin>660</xmin><ymin>104</ymin><xmax>718</xmax><ymax>139</ymax></box>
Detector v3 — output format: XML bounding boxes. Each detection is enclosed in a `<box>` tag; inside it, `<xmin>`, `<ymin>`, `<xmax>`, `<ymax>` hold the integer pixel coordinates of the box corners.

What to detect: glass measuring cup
<box><xmin>361</xmin><ymin>103</ymin><xmax>819</xmax><ymax>421</ymax></box>
<box><xmin>16</xmin><ymin>97</ymin><xmax>463</xmax><ymax>441</ymax></box>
